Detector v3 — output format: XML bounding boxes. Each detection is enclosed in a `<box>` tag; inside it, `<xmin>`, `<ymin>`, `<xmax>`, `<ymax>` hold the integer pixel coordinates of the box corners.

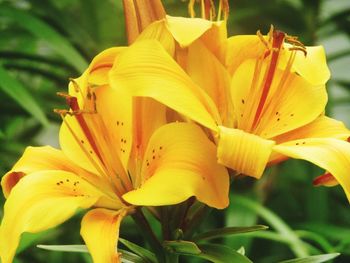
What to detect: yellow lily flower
<box><xmin>0</xmin><ymin>47</ymin><xmax>229</xmax><ymax>263</ymax></box>
<box><xmin>109</xmin><ymin>18</ymin><xmax>350</xmax><ymax>201</ymax></box>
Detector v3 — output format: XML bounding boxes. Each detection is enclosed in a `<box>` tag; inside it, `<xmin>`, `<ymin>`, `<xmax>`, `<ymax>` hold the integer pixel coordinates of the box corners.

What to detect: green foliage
<box><xmin>1</xmin><ymin>0</ymin><xmax>350</xmax><ymax>262</ymax></box>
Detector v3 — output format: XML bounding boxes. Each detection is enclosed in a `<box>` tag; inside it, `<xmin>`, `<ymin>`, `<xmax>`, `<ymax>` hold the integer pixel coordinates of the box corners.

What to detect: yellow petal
<box><xmin>165</xmin><ymin>15</ymin><xmax>213</xmax><ymax>47</ymax></box>
<box><xmin>274</xmin><ymin>138</ymin><xmax>350</xmax><ymax>201</ymax></box>
<box><xmin>94</xmin><ymin>85</ymin><xmax>133</xmax><ymax>171</ymax></box>
<box><xmin>69</xmin><ymin>47</ymin><xmax>125</xmax><ymax>106</ymax></box>
<box><xmin>123</xmin><ymin>123</ymin><xmax>229</xmax><ymax>209</ymax></box>
<box><xmin>137</xmin><ymin>20</ymin><xmax>175</xmax><ymax>56</ymax></box>
<box><xmin>280</xmin><ymin>45</ymin><xmax>330</xmax><ymax>85</ymax></box>
<box><xmin>200</xmin><ymin>20</ymin><xmax>227</xmax><ymax>62</ymax></box>
<box><xmin>269</xmin><ymin>116</ymin><xmax>350</xmax><ymax>164</ymax></box>
<box><xmin>273</xmin><ymin>116</ymin><xmax>350</xmax><ymax>143</ymax></box>
<box><xmin>187</xmin><ymin>40</ymin><xmax>233</xmax><ymax>126</ymax></box>
<box><xmin>0</xmin><ymin>170</ymin><xmax>112</xmax><ymax>263</ymax></box>
<box><xmin>1</xmin><ymin>146</ymin><xmax>103</xmax><ymax>198</ymax></box>
<box><xmin>109</xmin><ymin>39</ymin><xmax>220</xmax><ymax>130</ymax></box>
<box><xmin>217</xmin><ymin>126</ymin><xmax>275</xmax><ymax>178</ymax></box>
<box><xmin>59</xmin><ymin>114</ymin><xmax>103</xmax><ymax>175</ymax></box>
<box><xmin>81</xmin><ymin>208</ymin><xmax>127</xmax><ymax>263</ymax></box>
<box><xmin>225</xmin><ymin>35</ymin><xmax>265</xmax><ymax>75</ymax></box>
<box><xmin>129</xmin><ymin>98</ymin><xmax>166</xmax><ymax>179</ymax></box>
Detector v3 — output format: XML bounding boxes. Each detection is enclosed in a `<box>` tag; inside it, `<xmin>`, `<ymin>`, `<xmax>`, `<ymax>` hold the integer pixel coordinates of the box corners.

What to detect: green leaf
<box><xmin>37</xmin><ymin>244</ymin><xmax>88</xmax><ymax>253</ymax></box>
<box><xmin>163</xmin><ymin>240</ymin><xmax>201</xmax><ymax>255</ymax></box>
<box><xmin>0</xmin><ymin>5</ymin><xmax>88</xmax><ymax>72</ymax></box>
<box><xmin>196</xmin><ymin>244</ymin><xmax>253</xmax><ymax>263</ymax></box>
<box><xmin>233</xmin><ymin>195</ymin><xmax>309</xmax><ymax>257</ymax></box>
<box><xmin>0</xmin><ymin>65</ymin><xmax>49</xmax><ymax>126</ymax></box>
<box><xmin>278</xmin><ymin>253</ymin><xmax>340</xmax><ymax>263</ymax></box>
<box><xmin>119</xmin><ymin>249</ymin><xmax>149</xmax><ymax>263</ymax></box>
<box><xmin>192</xmin><ymin>225</ymin><xmax>268</xmax><ymax>241</ymax></box>
<box><xmin>119</xmin><ymin>238</ymin><xmax>157</xmax><ymax>263</ymax></box>
<box><xmin>37</xmin><ymin>245</ymin><xmax>150</xmax><ymax>263</ymax></box>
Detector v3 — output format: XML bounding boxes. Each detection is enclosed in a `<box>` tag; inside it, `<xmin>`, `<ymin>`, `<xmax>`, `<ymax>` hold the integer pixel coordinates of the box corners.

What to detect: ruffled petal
<box><xmin>123</xmin><ymin>123</ymin><xmax>229</xmax><ymax>209</ymax></box>
<box><xmin>217</xmin><ymin>126</ymin><xmax>275</xmax><ymax>178</ymax></box>
<box><xmin>81</xmin><ymin>208</ymin><xmax>127</xmax><ymax>263</ymax></box>
<box><xmin>0</xmin><ymin>170</ymin><xmax>118</xmax><ymax>263</ymax></box>
<box><xmin>274</xmin><ymin>138</ymin><xmax>350</xmax><ymax>201</ymax></box>
<box><xmin>109</xmin><ymin>39</ymin><xmax>220</xmax><ymax>130</ymax></box>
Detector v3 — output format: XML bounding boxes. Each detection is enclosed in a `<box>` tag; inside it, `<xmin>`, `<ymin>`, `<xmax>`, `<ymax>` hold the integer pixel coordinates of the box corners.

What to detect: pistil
<box><xmin>252</xmin><ymin>30</ymin><xmax>285</xmax><ymax>130</ymax></box>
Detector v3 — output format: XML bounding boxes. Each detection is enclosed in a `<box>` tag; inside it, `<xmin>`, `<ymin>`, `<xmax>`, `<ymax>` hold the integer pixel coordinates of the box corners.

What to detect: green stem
<box><xmin>132</xmin><ymin>209</ymin><xmax>164</xmax><ymax>262</ymax></box>
<box><xmin>164</xmin><ymin>251</ymin><xmax>179</xmax><ymax>263</ymax></box>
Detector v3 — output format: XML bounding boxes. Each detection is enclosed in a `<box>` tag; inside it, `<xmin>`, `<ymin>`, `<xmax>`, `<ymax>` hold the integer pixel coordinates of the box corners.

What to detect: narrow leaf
<box><xmin>119</xmin><ymin>249</ymin><xmax>149</xmax><ymax>263</ymax></box>
<box><xmin>0</xmin><ymin>65</ymin><xmax>49</xmax><ymax>126</ymax></box>
<box><xmin>192</xmin><ymin>225</ymin><xmax>268</xmax><ymax>241</ymax></box>
<box><xmin>37</xmin><ymin>245</ymin><xmax>150</xmax><ymax>263</ymax></box>
<box><xmin>119</xmin><ymin>238</ymin><xmax>157</xmax><ymax>263</ymax></box>
<box><xmin>0</xmin><ymin>6</ymin><xmax>88</xmax><ymax>72</ymax></box>
<box><xmin>163</xmin><ymin>240</ymin><xmax>201</xmax><ymax>255</ymax></box>
<box><xmin>196</xmin><ymin>244</ymin><xmax>252</xmax><ymax>263</ymax></box>
<box><xmin>37</xmin><ymin>244</ymin><xmax>88</xmax><ymax>253</ymax></box>
<box><xmin>279</xmin><ymin>253</ymin><xmax>340</xmax><ymax>263</ymax></box>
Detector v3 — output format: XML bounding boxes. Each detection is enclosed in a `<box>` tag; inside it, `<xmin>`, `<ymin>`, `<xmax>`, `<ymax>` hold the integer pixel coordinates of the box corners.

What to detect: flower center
<box><xmin>55</xmin><ymin>82</ymin><xmax>133</xmax><ymax>198</ymax></box>
<box><xmin>238</xmin><ymin>27</ymin><xmax>307</xmax><ymax>135</ymax></box>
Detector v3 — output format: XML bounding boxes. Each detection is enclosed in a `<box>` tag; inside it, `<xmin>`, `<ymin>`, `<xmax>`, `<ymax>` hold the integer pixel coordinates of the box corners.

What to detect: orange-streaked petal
<box><xmin>60</xmin><ymin>86</ymin><xmax>132</xmax><ymax>178</ymax></box>
<box><xmin>123</xmin><ymin>123</ymin><xmax>229</xmax><ymax>209</ymax></box>
<box><xmin>59</xmin><ymin>114</ymin><xmax>103</xmax><ymax>175</ymax></box>
<box><xmin>0</xmin><ymin>170</ymin><xmax>119</xmax><ymax>263</ymax></box>
<box><xmin>217</xmin><ymin>126</ymin><xmax>275</xmax><ymax>178</ymax></box>
<box><xmin>81</xmin><ymin>208</ymin><xmax>128</xmax><ymax>263</ymax></box>
<box><xmin>313</xmin><ymin>172</ymin><xmax>339</xmax><ymax>187</ymax></box>
<box><xmin>110</xmin><ymin>39</ymin><xmax>220</xmax><ymax>131</ymax></box>
<box><xmin>1</xmin><ymin>146</ymin><xmax>106</xmax><ymax>198</ymax></box>
<box><xmin>274</xmin><ymin>138</ymin><xmax>350</xmax><ymax>201</ymax></box>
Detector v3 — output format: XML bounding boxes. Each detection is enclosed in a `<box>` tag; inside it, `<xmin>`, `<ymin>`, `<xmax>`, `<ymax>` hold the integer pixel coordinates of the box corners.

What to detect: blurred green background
<box><xmin>0</xmin><ymin>0</ymin><xmax>350</xmax><ymax>262</ymax></box>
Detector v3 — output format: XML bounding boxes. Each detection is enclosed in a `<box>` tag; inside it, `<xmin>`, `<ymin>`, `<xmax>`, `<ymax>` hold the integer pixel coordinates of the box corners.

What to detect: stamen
<box><xmin>188</xmin><ymin>0</ymin><xmax>196</xmax><ymax>18</ymax></box>
<box><xmin>285</xmin><ymin>34</ymin><xmax>307</xmax><ymax>57</ymax></box>
<box><xmin>187</xmin><ymin>0</ymin><xmax>228</xmax><ymax>20</ymax></box>
<box><xmin>252</xmin><ymin>30</ymin><xmax>285</xmax><ymax>129</ymax></box>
